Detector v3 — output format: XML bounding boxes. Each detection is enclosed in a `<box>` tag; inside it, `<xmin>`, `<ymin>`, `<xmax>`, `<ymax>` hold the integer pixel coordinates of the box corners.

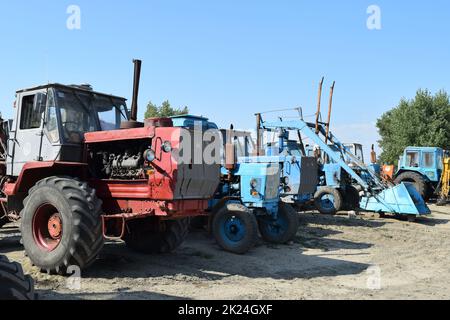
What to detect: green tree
<box><xmin>144</xmin><ymin>100</ymin><xmax>189</xmax><ymax>119</ymax></box>
<box><xmin>376</xmin><ymin>89</ymin><xmax>450</xmax><ymax>164</ymax></box>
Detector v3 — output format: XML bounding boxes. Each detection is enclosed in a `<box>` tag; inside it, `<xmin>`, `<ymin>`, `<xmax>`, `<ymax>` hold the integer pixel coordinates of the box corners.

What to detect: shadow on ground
<box><xmin>2</xmin><ymin>216</ymin><xmax>372</xmax><ymax>285</ymax></box>
<box><xmin>36</xmin><ymin>290</ymin><xmax>189</xmax><ymax>300</ymax></box>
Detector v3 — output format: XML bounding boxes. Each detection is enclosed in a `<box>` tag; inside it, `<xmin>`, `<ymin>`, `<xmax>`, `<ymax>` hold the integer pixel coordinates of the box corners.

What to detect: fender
<box><xmin>3</xmin><ymin>161</ymin><xmax>88</xmax><ymax>196</ymax></box>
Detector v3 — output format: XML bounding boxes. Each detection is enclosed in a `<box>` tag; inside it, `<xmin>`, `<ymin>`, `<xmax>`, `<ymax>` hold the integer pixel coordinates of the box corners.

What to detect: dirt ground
<box><xmin>1</xmin><ymin>205</ymin><xmax>450</xmax><ymax>300</ymax></box>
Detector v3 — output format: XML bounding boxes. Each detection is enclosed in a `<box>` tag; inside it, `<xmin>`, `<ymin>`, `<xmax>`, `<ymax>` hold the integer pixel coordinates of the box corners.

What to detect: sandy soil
<box><xmin>1</xmin><ymin>205</ymin><xmax>450</xmax><ymax>300</ymax></box>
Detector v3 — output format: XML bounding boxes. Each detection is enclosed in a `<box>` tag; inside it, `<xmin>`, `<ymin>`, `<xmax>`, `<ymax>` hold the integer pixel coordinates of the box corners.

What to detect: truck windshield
<box><xmin>55</xmin><ymin>89</ymin><xmax>128</xmax><ymax>143</ymax></box>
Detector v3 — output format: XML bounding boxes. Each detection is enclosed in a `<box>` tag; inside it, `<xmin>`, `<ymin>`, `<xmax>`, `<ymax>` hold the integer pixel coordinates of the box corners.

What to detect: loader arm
<box><xmin>261</xmin><ymin>119</ymin><xmax>370</xmax><ymax>189</ymax></box>
<box><xmin>260</xmin><ymin>117</ymin><xmax>430</xmax><ymax>216</ymax></box>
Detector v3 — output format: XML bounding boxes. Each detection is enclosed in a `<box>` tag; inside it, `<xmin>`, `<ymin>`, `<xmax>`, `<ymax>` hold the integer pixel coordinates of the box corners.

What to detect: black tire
<box><xmin>394</xmin><ymin>171</ymin><xmax>430</xmax><ymax>202</ymax></box>
<box><xmin>0</xmin><ymin>255</ymin><xmax>36</xmax><ymax>300</ymax></box>
<box><xmin>212</xmin><ymin>203</ymin><xmax>258</xmax><ymax>254</ymax></box>
<box><xmin>314</xmin><ymin>187</ymin><xmax>343</xmax><ymax>215</ymax></box>
<box><xmin>189</xmin><ymin>216</ymin><xmax>208</xmax><ymax>231</ymax></box>
<box><xmin>0</xmin><ymin>216</ymin><xmax>8</xmax><ymax>229</ymax></box>
<box><xmin>342</xmin><ymin>185</ymin><xmax>361</xmax><ymax>211</ymax></box>
<box><xmin>124</xmin><ymin>218</ymin><xmax>190</xmax><ymax>254</ymax></box>
<box><xmin>436</xmin><ymin>197</ymin><xmax>447</xmax><ymax>206</ymax></box>
<box><xmin>20</xmin><ymin>177</ymin><xmax>104</xmax><ymax>275</ymax></box>
<box><xmin>258</xmin><ymin>202</ymin><xmax>299</xmax><ymax>244</ymax></box>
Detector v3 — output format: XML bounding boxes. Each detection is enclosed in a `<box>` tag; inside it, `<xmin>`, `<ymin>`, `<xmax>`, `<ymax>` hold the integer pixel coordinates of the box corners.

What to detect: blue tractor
<box><xmin>393</xmin><ymin>147</ymin><xmax>446</xmax><ymax>202</ymax></box>
<box><xmin>171</xmin><ymin>115</ymin><xmax>299</xmax><ymax>254</ymax></box>
<box><xmin>256</xmin><ymin>111</ymin><xmax>431</xmax><ymax>220</ymax></box>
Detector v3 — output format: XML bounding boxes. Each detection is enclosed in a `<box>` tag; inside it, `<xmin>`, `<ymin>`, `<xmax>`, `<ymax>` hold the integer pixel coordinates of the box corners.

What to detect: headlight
<box><xmin>144</xmin><ymin>149</ymin><xmax>156</xmax><ymax>162</ymax></box>
<box><xmin>282</xmin><ymin>176</ymin><xmax>290</xmax><ymax>185</ymax></box>
<box><xmin>250</xmin><ymin>178</ymin><xmax>258</xmax><ymax>189</ymax></box>
<box><xmin>163</xmin><ymin>141</ymin><xmax>172</xmax><ymax>153</ymax></box>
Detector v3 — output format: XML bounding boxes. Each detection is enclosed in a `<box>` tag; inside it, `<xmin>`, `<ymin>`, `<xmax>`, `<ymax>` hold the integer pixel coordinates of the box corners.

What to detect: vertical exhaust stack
<box><xmin>255</xmin><ymin>113</ymin><xmax>261</xmax><ymax>156</ymax></box>
<box><xmin>121</xmin><ymin>59</ymin><xmax>145</xmax><ymax>129</ymax></box>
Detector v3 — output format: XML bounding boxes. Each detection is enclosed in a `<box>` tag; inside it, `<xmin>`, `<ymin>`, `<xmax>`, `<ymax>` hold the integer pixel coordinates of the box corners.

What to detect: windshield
<box><xmin>55</xmin><ymin>89</ymin><xmax>128</xmax><ymax>143</ymax></box>
<box><xmin>354</xmin><ymin>145</ymin><xmax>364</xmax><ymax>163</ymax></box>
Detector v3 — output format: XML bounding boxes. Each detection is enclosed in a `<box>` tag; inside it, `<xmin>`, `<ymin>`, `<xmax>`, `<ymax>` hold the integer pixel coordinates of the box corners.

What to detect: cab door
<box><xmin>8</xmin><ymin>90</ymin><xmax>47</xmax><ymax>176</ymax></box>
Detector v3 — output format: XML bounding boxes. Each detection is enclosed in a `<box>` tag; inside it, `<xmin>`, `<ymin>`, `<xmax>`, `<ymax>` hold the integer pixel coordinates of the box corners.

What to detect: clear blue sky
<box><xmin>0</xmin><ymin>0</ymin><xmax>449</xmax><ymax>156</ymax></box>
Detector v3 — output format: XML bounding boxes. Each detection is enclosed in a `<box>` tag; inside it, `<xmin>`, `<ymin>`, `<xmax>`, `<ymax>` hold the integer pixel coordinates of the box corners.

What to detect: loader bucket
<box><xmin>360</xmin><ymin>182</ymin><xmax>431</xmax><ymax>216</ymax></box>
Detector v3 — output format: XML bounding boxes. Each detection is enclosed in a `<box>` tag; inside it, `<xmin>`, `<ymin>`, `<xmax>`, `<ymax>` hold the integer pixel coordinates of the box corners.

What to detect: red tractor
<box><xmin>0</xmin><ymin>60</ymin><xmax>220</xmax><ymax>274</ymax></box>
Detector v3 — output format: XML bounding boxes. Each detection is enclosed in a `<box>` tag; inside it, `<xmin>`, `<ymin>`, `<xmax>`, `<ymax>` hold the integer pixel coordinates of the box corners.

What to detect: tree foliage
<box><xmin>377</xmin><ymin>89</ymin><xmax>450</xmax><ymax>164</ymax></box>
<box><xmin>144</xmin><ymin>100</ymin><xmax>189</xmax><ymax>119</ymax></box>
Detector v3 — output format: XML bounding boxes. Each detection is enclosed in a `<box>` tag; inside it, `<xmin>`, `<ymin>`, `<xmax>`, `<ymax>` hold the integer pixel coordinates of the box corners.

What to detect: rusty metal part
<box><xmin>255</xmin><ymin>113</ymin><xmax>262</xmax><ymax>156</ymax></box>
<box><xmin>315</xmin><ymin>77</ymin><xmax>324</xmax><ymax>134</ymax></box>
<box><xmin>371</xmin><ymin>144</ymin><xmax>377</xmax><ymax>164</ymax></box>
<box><xmin>120</xmin><ymin>120</ymin><xmax>144</xmax><ymax>129</ymax></box>
<box><xmin>101</xmin><ymin>211</ymin><xmax>154</xmax><ymax>240</ymax></box>
<box><xmin>47</xmin><ymin>214</ymin><xmax>62</xmax><ymax>239</ymax></box>
<box><xmin>144</xmin><ymin>117</ymin><xmax>173</xmax><ymax>128</ymax></box>
<box><xmin>324</xmin><ymin>81</ymin><xmax>335</xmax><ymax>145</ymax></box>
<box><xmin>130</xmin><ymin>59</ymin><xmax>142</xmax><ymax>121</ymax></box>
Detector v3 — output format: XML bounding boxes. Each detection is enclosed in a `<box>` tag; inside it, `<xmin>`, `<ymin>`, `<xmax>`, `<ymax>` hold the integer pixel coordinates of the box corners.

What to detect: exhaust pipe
<box><xmin>121</xmin><ymin>59</ymin><xmax>144</xmax><ymax>129</ymax></box>
<box><xmin>130</xmin><ymin>59</ymin><xmax>142</xmax><ymax>121</ymax></box>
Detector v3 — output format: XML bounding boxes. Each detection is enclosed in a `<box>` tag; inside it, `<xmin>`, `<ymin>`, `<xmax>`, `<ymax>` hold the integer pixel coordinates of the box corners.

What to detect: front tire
<box><xmin>124</xmin><ymin>218</ymin><xmax>190</xmax><ymax>254</ymax></box>
<box><xmin>0</xmin><ymin>255</ymin><xmax>36</xmax><ymax>300</ymax></box>
<box><xmin>20</xmin><ymin>177</ymin><xmax>104</xmax><ymax>275</ymax></box>
<box><xmin>394</xmin><ymin>172</ymin><xmax>430</xmax><ymax>202</ymax></box>
<box><xmin>258</xmin><ymin>202</ymin><xmax>299</xmax><ymax>244</ymax></box>
<box><xmin>212</xmin><ymin>203</ymin><xmax>258</xmax><ymax>254</ymax></box>
<box><xmin>314</xmin><ymin>187</ymin><xmax>343</xmax><ymax>215</ymax></box>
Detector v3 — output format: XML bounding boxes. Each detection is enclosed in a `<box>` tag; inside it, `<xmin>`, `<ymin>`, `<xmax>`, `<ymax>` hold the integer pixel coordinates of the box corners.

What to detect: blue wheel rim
<box><xmin>220</xmin><ymin>215</ymin><xmax>246</xmax><ymax>244</ymax></box>
<box><xmin>320</xmin><ymin>194</ymin><xmax>335</xmax><ymax>210</ymax></box>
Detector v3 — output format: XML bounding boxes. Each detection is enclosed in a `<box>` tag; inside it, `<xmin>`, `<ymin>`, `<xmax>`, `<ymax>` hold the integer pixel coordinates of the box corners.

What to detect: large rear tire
<box><xmin>314</xmin><ymin>187</ymin><xmax>343</xmax><ymax>215</ymax></box>
<box><xmin>258</xmin><ymin>202</ymin><xmax>299</xmax><ymax>244</ymax></box>
<box><xmin>124</xmin><ymin>218</ymin><xmax>190</xmax><ymax>254</ymax></box>
<box><xmin>0</xmin><ymin>255</ymin><xmax>36</xmax><ymax>300</ymax></box>
<box><xmin>20</xmin><ymin>177</ymin><xmax>104</xmax><ymax>275</ymax></box>
<box><xmin>212</xmin><ymin>203</ymin><xmax>258</xmax><ymax>254</ymax></box>
<box><xmin>394</xmin><ymin>171</ymin><xmax>430</xmax><ymax>202</ymax></box>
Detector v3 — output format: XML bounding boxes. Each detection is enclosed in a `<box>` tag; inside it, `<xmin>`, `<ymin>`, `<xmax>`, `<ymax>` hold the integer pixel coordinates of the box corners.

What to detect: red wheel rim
<box><xmin>32</xmin><ymin>204</ymin><xmax>63</xmax><ymax>252</ymax></box>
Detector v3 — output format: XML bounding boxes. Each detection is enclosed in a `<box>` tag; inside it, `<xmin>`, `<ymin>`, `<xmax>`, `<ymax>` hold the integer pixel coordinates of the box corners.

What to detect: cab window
<box><xmin>406</xmin><ymin>151</ymin><xmax>419</xmax><ymax>167</ymax></box>
<box><xmin>45</xmin><ymin>90</ymin><xmax>59</xmax><ymax>143</ymax></box>
<box><xmin>95</xmin><ymin>98</ymin><xmax>128</xmax><ymax>131</ymax></box>
<box><xmin>20</xmin><ymin>93</ymin><xmax>46</xmax><ymax>130</ymax></box>
<box><xmin>423</xmin><ymin>152</ymin><xmax>435</xmax><ymax>168</ymax></box>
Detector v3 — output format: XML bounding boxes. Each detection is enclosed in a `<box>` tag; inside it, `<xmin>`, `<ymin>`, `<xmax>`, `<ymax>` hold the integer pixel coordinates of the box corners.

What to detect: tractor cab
<box><xmin>343</xmin><ymin>143</ymin><xmax>364</xmax><ymax>164</ymax></box>
<box><xmin>397</xmin><ymin>147</ymin><xmax>443</xmax><ymax>183</ymax></box>
<box><xmin>6</xmin><ymin>84</ymin><xmax>128</xmax><ymax>176</ymax></box>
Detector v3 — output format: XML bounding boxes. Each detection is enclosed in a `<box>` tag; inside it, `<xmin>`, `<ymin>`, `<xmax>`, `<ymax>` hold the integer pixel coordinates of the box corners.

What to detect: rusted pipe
<box><xmin>324</xmin><ymin>81</ymin><xmax>335</xmax><ymax>145</ymax></box>
<box><xmin>130</xmin><ymin>59</ymin><xmax>142</xmax><ymax>121</ymax></box>
<box><xmin>255</xmin><ymin>113</ymin><xmax>262</xmax><ymax>156</ymax></box>
<box><xmin>315</xmin><ymin>77</ymin><xmax>324</xmax><ymax>134</ymax></box>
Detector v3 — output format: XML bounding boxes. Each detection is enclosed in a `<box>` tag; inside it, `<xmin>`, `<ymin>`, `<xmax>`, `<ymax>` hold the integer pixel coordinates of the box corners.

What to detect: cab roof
<box><xmin>16</xmin><ymin>83</ymin><xmax>127</xmax><ymax>101</ymax></box>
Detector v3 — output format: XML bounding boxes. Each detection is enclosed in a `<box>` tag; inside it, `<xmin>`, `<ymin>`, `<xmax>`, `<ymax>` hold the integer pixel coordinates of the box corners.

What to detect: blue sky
<box><xmin>0</xmin><ymin>0</ymin><xmax>449</xmax><ymax>157</ymax></box>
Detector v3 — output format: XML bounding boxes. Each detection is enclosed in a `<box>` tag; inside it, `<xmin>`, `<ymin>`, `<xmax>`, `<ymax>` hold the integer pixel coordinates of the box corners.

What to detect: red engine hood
<box><xmin>84</xmin><ymin>127</ymin><xmax>156</xmax><ymax>143</ymax></box>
